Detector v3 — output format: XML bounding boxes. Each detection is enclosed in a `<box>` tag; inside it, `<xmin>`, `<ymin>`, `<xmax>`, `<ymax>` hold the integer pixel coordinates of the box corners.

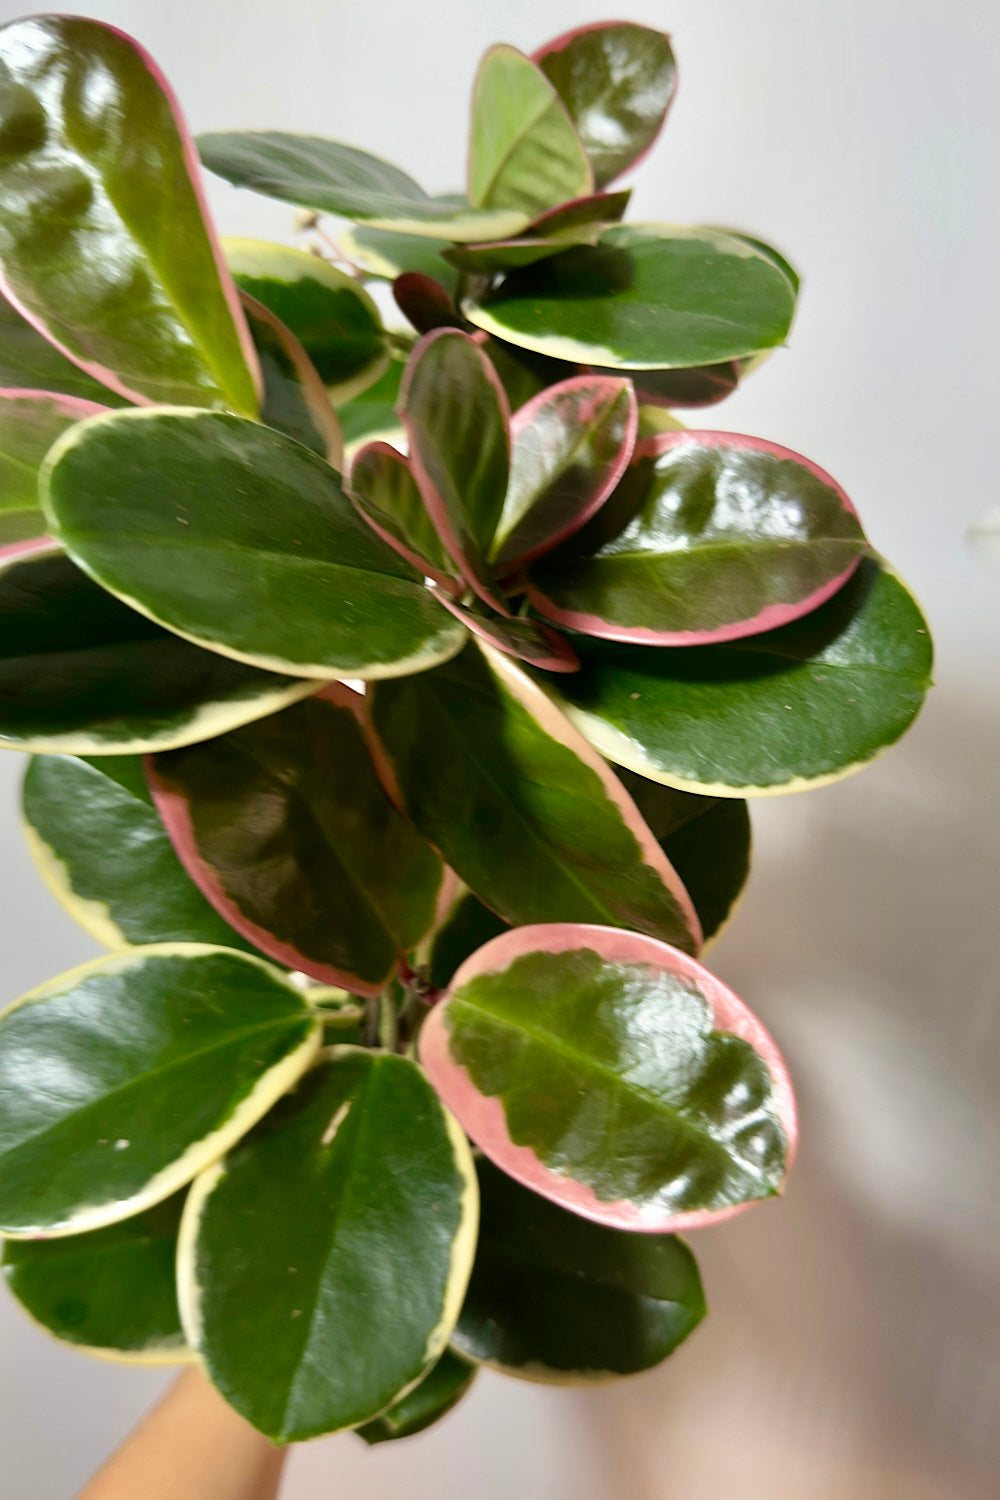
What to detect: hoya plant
<box><xmin>0</xmin><ymin>14</ymin><xmax>931</xmax><ymax>1447</ymax></box>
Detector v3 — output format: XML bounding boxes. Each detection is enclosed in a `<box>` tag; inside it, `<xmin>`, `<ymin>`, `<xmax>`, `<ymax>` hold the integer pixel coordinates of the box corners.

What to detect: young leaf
<box><xmin>337</xmin><ymin>225</ymin><xmax>460</xmax><ymax>298</ymax></box>
<box><xmin>544</xmin><ymin>556</ymin><xmax>933</xmax><ymax>794</ymax></box>
<box><xmin>356</xmin><ymin>1351</ymin><xmax>476</xmax><ymax>1444</ymax></box>
<box><xmin>223</xmin><ymin>239</ymin><xmax>388</xmax><ymax>403</ymax></box>
<box><xmin>239</xmin><ymin>293</ymin><xmax>343</xmax><ymax>467</ymax></box>
<box><xmin>0</xmin><ymin>945</ymin><xmax>321</xmax><ymax>1237</ymax></box>
<box><xmin>42</xmin><ymin>408</ymin><xmax>467</xmax><ymax>681</ymax></box>
<box><xmin>433</xmin><ymin>596</ymin><xmax>581</xmax><ymax>674</ymax></box>
<box><xmin>393</xmin><ymin>273</ymin><xmax>465</xmax><ymax>334</ymax></box>
<box><xmin>0</xmin><ymin>17</ymin><xmax>259</xmax><ymax>413</ymax></box>
<box><xmin>0</xmin><ymin>294</ymin><xmax>131</xmax><ymax>408</ymax></box>
<box><xmin>0</xmin><ymin>543</ymin><xmax>316</xmax><ymax>755</ymax></box>
<box><xmin>0</xmin><ymin>390</ymin><xmax>107</xmax><ymax>547</ymax></box>
<box><xmin>400</xmin><ymin>331</ymin><xmax>511</xmax><ymax>608</ymax></box>
<box><xmin>533</xmin><ymin>23</ymin><xmax>678</xmax><ymax>188</ymax></box>
<box><xmin>452</xmin><ymin>1157</ymin><xmax>705</xmax><ymax>1379</ymax></box>
<box><xmin>368</xmin><ymin>643</ymin><xmax>701</xmax><ymax>954</ymax></box>
<box><xmin>349</xmin><ymin>441</ymin><xmax>457</xmax><ymax>585</ymax></box>
<box><xmin>22</xmin><ymin>753</ymin><xmax>256</xmax><ymax>952</ymax></box>
<box><xmin>3</xmin><ymin>1191</ymin><xmax>190</xmax><ymax>1364</ymax></box>
<box><xmin>525</xmin><ymin>189</ymin><xmax>632</xmax><ymax>236</ymax></box>
<box><xmin>468</xmin><ymin>46</ymin><xmax>593</xmax><ymax>217</ymax></box>
<box><xmin>526</xmin><ymin>431</ymin><xmax>868</xmax><ymax>645</ymax></box>
<box><xmin>178</xmin><ymin>1050</ymin><xmax>479</xmax><ymax>1442</ymax></box>
<box><xmin>147</xmin><ymin>686</ymin><xmax>447</xmax><ymax>996</ymax></box>
<box><xmin>491</xmin><ymin>375</ymin><xmax>638</xmax><ymax>569</ymax></box>
<box><xmin>464</xmin><ymin>225</ymin><xmax>797</xmax><ymax>370</ymax></box>
<box><xmin>616</xmin><ymin>771</ymin><xmax>751</xmax><ymax>942</ymax></box>
<box><xmin>421</xmin><ymin>923</ymin><xmax>797</xmax><ymax>1232</ymax></box>
<box><xmin>199</xmin><ymin>131</ymin><xmax>529</xmax><ymax>242</ymax></box>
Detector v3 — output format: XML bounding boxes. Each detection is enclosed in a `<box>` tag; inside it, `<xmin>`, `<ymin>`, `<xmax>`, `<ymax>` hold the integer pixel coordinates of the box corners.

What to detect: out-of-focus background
<box><xmin>0</xmin><ymin>1</ymin><xmax>997</xmax><ymax>1495</ymax></box>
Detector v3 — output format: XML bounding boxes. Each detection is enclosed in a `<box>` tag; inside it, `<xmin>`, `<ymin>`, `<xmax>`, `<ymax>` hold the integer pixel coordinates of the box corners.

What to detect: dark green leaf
<box><xmin>467</xmin><ymin>46</ymin><xmax>592</xmax><ymax>217</ymax></box>
<box><xmin>198</xmin><ymin>131</ymin><xmax>528</xmax><ymax>242</ymax></box>
<box><xmin>534</xmin><ymin>23</ymin><xmax>678</xmax><ymax>188</ymax></box>
<box><xmin>22</xmin><ymin>753</ymin><xmax>256</xmax><ymax>952</ymax></box>
<box><xmin>239</xmin><ymin>293</ymin><xmax>343</xmax><ymax>466</ymax></box>
<box><xmin>43</xmin><ymin>408</ymin><xmax>467</xmax><ymax>680</ymax></box>
<box><xmin>527</xmin><ymin>431</ymin><xmax>868</xmax><ymax>644</ymax></box>
<box><xmin>545</xmin><ymin>557</ymin><xmax>933</xmax><ymax>793</ymax></box>
<box><xmin>224</xmin><ymin>239</ymin><xmax>388</xmax><ymax>402</ymax></box>
<box><xmin>178</xmin><ymin>1050</ymin><xmax>478</xmax><ymax>1442</ymax></box>
<box><xmin>428</xmin><ymin>892</ymin><xmax>511</xmax><ymax>991</ymax></box>
<box><xmin>421</xmin><ymin>924</ymin><xmax>796</xmax><ymax>1230</ymax></box>
<box><xmin>616</xmin><ymin>770</ymin><xmax>751</xmax><ymax>942</ymax></box>
<box><xmin>0</xmin><ymin>945</ymin><xmax>320</xmax><ymax>1237</ymax></box>
<box><xmin>369</xmin><ymin>644</ymin><xmax>701</xmax><ymax>952</ymax></box>
<box><xmin>356</xmin><ymin>1351</ymin><xmax>476</xmax><ymax>1444</ymax></box>
<box><xmin>0</xmin><ymin>17</ymin><xmax>259</xmax><ymax>412</ymax></box>
<box><xmin>452</xmin><ymin>1157</ymin><xmax>704</xmax><ymax>1378</ymax></box>
<box><xmin>0</xmin><ymin>543</ymin><xmax>315</xmax><ymax>754</ymax></box>
<box><xmin>0</xmin><ymin>293</ymin><xmax>130</xmax><ymax>407</ymax></box>
<box><xmin>3</xmin><ymin>1190</ymin><xmax>190</xmax><ymax>1363</ymax></box>
<box><xmin>464</xmin><ymin>225</ymin><xmax>797</xmax><ymax>370</ymax></box>
<box><xmin>148</xmin><ymin>687</ymin><xmax>447</xmax><ymax>996</ymax></box>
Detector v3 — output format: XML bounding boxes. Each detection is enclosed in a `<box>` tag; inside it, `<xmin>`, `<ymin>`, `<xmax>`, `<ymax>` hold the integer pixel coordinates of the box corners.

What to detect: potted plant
<box><xmin>0</xmin><ymin>14</ymin><xmax>931</xmax><ymax>1447</ymax></box>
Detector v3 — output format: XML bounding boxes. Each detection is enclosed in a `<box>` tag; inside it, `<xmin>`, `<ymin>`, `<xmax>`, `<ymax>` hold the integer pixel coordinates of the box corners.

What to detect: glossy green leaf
<box><xmin>421</xmin><ymin>924</ymin><xmax>796</xmax><ymax>1231</ymax></box>
<box><xmin>616</xmin><ymin>771</ymin><xmax>751</xmax><ymax>942</ymax></box>
<box><xmin>148</xmin><ymin>687</ymin><xmax>447</xmax><ymax>996</ymax></box>
<box><xmin>224</xmin><ymin>239</ymin><xmax>388</xmax><ymax>403</ymax></box>
<box><xmin>3</xmin><ymin>1190</ymin><xmax>190</xmax><ymax>1363</ymax></box>
<box><xmin>199</xmin><ymin>131</ymin><xmax>529</xmax><ymax>242</ymax></box>
<box><xmin>546</xmin><ymin>557</ymin><xmax>933</xmax><ymax>794</ymax></box>
<box><xmin>239</xmin><ymin>293</ymin><xmax>343</xmax><ymax>466</ymax></box>
<box><xmin>452</xmin><ymin>1157</ymin><xmax>705</xmax><ymax>1379</ymax></box>
<box><xmin>43</xmin><ymin>408</ymin><xmax>467</xmax><ymax>680</ymax></box>
<box><xmin>491</xmin><ymin>375</ymin><xmax>637</xmax><ymax>569</ymax></box>
<box><xmin>369</xmin><ymin>644</ymin><xmax>701</xmax><ymax>953</ymax></box>
<box><xmin>400</xmin><ymin>331</ymin><xmax>510</xmax><ymax>606</ymax></box>
<box><xmin>0</xmin><ymin>390</ymin><xmax>107</xmax><ymax>546</ymax></box>
<box><xmin>0</xmin><ymin>17</ymin><xmax>259</xmax><ymax>413</ymax></box>
<box><xmin>178</xmin><ymin>1049</ymin><xmax>478</xmax><ymax>1442</ymax></box>
<box><xmin>0</xmin><ymin>543</ymin><xmax>316</xmax><ymax>754</ymax></box>
<box><xmin>0</xmin><ymin>294</ymin><xmax>130</xmax><ymax>407</ymax></box>
<box><xmin>356</xmin><ymin>1351</ymin><xmax>476</xmax><ymax>1444</ymax></box>
<box><xmin>349</xmin><ymin>441</ymin><xmax>456</xmax><ymax>584</ymax></box>
<box><xmin>534</xmin><ymin>23</ymin><xmax>678</xmax><ymax>189</ymax></box>
<box><xmin>336</xmin><ymin>357</ymin><xmax>406</xmax><ymax>460</ymax></box>
<box><xmin>0</xmin><ymin>945</ymin><xmax>320</xmax><ymax>1237</ymax></box>
<box><xmin>22</xmin><ymin>753</ymin><xmax>254</xmax><ymax>952</ymax></box>
<box><xmin>464</xmin><ymin>224</ymin><xmax>797</xmax><ymax>370</ymax></box>
<box><xmin>433</xmin><ymin>596</ymin><xmax>580</xmax><ymax>673</ymax></box>
<box><xmin>428</xmin><ymin>892</ymin><xmax>511</xmax><ymax>991</ymax></box>
<box><xmin>468</xmin><ymin>46</ymin><xmax>592</xmax><ymax>218</ymax></box>
<box><xmin>337</xmin><ymin>225</ymin><xmax>460</xmax><ymax>298</ymax></box>
<box><xmin>527</xmin><ymin>432</ymin><xmax>868</xmax><ymax>645</ymax></box>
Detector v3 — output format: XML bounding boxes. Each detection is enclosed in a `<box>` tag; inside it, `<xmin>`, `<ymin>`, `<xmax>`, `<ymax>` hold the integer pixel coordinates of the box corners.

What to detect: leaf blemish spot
<box><xmin>321</xmin><ymin>1101</ymin><xmax>351</xmax><ymax>1145</ymax></box>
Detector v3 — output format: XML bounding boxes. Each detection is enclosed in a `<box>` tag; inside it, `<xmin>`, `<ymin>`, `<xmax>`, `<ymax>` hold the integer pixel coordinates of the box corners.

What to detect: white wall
<box><xmin>0</xmin><ymin>2</ymin><xmax>997</xmax><ymax>1496</ymax></box>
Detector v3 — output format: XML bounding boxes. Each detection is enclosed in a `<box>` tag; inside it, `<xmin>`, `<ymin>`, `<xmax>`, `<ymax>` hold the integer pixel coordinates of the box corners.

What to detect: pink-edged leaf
<box><xmin>348</xmin><ymin>441</ymin><xmax>459</xmax><ymax>589</ymax></box>
<box><xmin>400</xmin><ymin>329</ymin><xmax>512</xmax><ymax>612</ymax></box>
<box><xmin>526</xmin><ymin>190</ymin><xmax>632</xmax><ymax>236</ymax></box>
<box><xmin>491</xmin><ymin>374</ymin><xmax>638</xmax><ymax>570</ymax></box>
<box><xmin>420</xmin><ymin>922</ymin><xmax>797</xmax><ymax>1233</ymax></box>
<box><xmin>0</xmin><ymin>389</ymin><xmax>108</xmax><ymax>547</ymax></box>
<box><xmin>147</xmin><ymin>683</ymin><xmax>447</xmax><ymax>997</ymax></box>
<box><xmin>434</xmin><ymin>595</ymin><xmax>579</xmax><ymax>674</ymax></box>
<box><xmin>368</xmin><ymin>643</ymin><xmax>702</xmax><ymax>955</ymax></box>
<box><xmin>626</xmin><ymin>361</ymin><xmax>742</xmax><ymax>410</ymax></box>
<box><xmin>393</xmin><ymin>274</ymin><xmax>465</xmax><ymax>335</ymax></box>
<box><xmin>532</xmin><ymin>23</ymin><xmax>678</xmax><ymax>189</ymax></box>
<box><xmin>0</xmin><ymin>16</ymin><xmax>260</xmax><ymax>413</ymax></box>
<box><xmin>238</xmin><ymin>294</ymin><xmax>343</xmax><ymax>469</ymax></box>
<box><xmin>526</xmin><ymin>431</ymin><xmax>869</xmax><ymax>646</ymax></box>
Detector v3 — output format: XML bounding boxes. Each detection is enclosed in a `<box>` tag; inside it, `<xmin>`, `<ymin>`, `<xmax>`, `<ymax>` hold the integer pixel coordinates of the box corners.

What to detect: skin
<box><xmin>77</xmin><ymin>1367</ymin><xmax>289</xmax><ymax>1500</ymax></box>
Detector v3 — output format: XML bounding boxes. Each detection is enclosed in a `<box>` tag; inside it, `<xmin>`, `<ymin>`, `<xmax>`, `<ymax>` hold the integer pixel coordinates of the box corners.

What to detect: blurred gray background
<box><xmin>1</xmin><ymin>1</ymin><xmax>997</xmax><ymax>1495</ymax></box>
